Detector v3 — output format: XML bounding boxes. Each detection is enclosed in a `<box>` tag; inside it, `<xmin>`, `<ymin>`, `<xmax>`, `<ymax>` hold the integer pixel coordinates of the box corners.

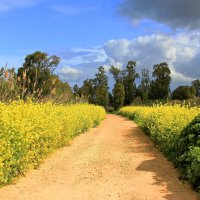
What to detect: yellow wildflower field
<box><xmin>0</xmin><ymin>101</ymin><xmax>106</xmax><ymax>185</ymax></box>
<box><xmin>119</xmin><ymin>105</ymin><xmax>200</xmax><ymax>159</ymax></box>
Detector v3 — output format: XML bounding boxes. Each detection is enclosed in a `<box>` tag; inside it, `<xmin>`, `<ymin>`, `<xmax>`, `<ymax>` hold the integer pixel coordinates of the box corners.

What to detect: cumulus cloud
<box><xmin>0</xmin><ymin>0</ymin><xmax>40</xmax><ymax>13</ymax></box>
<box><xmin>103</xmin><ymin>33</ymin><xmax>200</xmax><ymax>83</ymax></box>
<box><xmin>118</xmin><ymin>0</ymin><xmax>200</xmax><ymax>30</ymax></box>
<box><xmin>57</xmin><ymin>66</ymin><xmax>82</xmax><ymax>82</ymax></box>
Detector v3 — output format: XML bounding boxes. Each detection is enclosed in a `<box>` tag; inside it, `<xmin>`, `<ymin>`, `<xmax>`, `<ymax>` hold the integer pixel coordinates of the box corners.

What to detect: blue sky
<box><xmin>0</xmin><ymin>0</ymin><xmax>136</xmax><ymax>52</ymax></box>
<box><xmin>0</xmin><ymin>0</ymin><xmax>200</xmax><ymax>88</ymax></box>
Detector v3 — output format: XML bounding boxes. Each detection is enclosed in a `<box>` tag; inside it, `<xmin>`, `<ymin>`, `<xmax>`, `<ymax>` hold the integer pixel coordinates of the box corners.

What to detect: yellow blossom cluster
<box><xmin>119</xmin><ymin>104</ymin><xmax>200</xmax><ymax>160</ymax></box>
<box><xmin>0</xmin><ymin>101</ymin><xmax>106</xmax><ymax>185</ymax></box>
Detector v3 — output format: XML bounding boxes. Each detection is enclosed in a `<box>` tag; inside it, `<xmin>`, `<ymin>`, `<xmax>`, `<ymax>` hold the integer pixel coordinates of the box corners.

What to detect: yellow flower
<box><xmin>0</xmin><ymin>101</ymin><xmax>106</xmax><ymax>185</ymax></box>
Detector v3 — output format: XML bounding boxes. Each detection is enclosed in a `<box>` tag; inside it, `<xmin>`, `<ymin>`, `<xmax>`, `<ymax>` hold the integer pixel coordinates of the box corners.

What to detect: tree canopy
<box><xmin>17</xmin><ymin>51</ymin><xmax>60</xmax><ymax>98</ymax></box>
<box><xmin>172</xmin><ymin>86</ymin><xmax>196</xmax><ymax>100</ymax></box>
<box><xmin>150</xmin><ymin>62</ymin><xmax>171</xmax><ymax>100</ymax></box>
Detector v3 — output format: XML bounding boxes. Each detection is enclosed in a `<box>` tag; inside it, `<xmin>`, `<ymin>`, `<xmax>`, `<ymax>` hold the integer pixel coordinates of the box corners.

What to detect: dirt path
<box><xmin>0</xmin><ymin>114</ymin><xmax>199</xmax><ymax>200</ymax></box>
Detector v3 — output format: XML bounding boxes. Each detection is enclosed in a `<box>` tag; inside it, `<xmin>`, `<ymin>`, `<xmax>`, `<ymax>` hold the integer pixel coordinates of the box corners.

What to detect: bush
<box><xmin>176</xmin><ymin>115</ymin><xmax>200</xmax><ymax>191</ymax></box>
<box><xmin>0</xmin><ymin>101</ymin><xmax>106</xmax><ymax>185</ymax></box>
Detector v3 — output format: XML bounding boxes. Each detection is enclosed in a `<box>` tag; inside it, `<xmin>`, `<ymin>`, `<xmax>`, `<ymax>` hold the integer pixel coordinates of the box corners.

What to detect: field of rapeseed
<box><xmin>0</xmin><ymin>101</ymin><xmax>106</xmax><ymax>185</ymax></box>
<box><xmin>119</xmin><ymin>105</ymin><xmax>200</xmax><ymax>191</ymax></box>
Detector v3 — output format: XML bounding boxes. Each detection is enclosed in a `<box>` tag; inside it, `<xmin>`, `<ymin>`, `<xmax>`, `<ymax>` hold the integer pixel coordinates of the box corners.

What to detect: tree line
<box><xmin>73</xmin><ymin>61</ymin><xmax>200</xmax><ymax>110</ymax></box>
<box><xmin>0</xmin><ymin>51</ymin><xmax>199</xmax><ymax>107</ymax></box>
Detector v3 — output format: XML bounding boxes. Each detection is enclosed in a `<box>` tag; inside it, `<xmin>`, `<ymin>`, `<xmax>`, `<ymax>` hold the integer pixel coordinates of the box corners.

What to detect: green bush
<box><xmin>176</xmin><ymin>115</ymin><xmax>200</xmax><ymax>191</ymax></box>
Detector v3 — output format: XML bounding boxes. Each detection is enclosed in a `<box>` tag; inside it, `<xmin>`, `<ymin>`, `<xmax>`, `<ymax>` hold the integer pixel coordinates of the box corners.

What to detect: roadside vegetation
<box><xmin>118</xmin><ymin>105</ymin><xmax>200</xmax><ymax>192</ymax></box>
<box><xmin>0</xmin><ymin>102</ymin><xmax>105</xmax><ymax>185</ymax></box>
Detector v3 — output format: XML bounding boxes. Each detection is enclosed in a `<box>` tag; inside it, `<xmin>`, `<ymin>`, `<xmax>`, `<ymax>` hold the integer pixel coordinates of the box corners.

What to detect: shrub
<box><xmin>176</xmin><ymin>115</ymin><xmax>200</xmax><ymax>191</ymax></box>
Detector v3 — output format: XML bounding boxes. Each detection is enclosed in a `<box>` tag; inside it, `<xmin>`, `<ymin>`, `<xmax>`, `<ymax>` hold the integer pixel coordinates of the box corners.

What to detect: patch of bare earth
<box><xmin>0</xmin><ymin>114</ymin><xmax>199</xmax><ymax>200</ymax></box>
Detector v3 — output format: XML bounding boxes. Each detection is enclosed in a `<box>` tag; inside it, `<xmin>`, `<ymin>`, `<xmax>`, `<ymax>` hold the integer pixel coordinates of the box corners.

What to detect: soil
<box><xmin>0</xmin><ymin>114</ymin><xmax>199</xmax><ymax>200</ymax></box>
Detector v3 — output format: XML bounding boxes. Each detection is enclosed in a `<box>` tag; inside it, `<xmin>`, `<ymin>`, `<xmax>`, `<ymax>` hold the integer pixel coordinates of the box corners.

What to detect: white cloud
<box><xmin>103</xmin><ymin>33</ymin><xmax>200</xmax><ymax>83</ymax></box>
<box><xmin>103</xmin><ymin>39</ymin><xmax>130</xmax><ymax>61</ymax></box>
<box><xmin>171</xmin><ymin>69</ymin><xmax>194</xmax><ymax>83</ymax></box>
<box><xmin>57</xmin><ymin>66</ymin><xmax>82</xmax><ymax>82</ymax></box>
<box><xmin>104</xmin><ymin>35</ymin><xmax>177</xmax><ymax>65</ymax></box>
<box><xmin>0</xmin><ymin>0</ymin><xmax>40</xmax><ymax>13</ymax></box>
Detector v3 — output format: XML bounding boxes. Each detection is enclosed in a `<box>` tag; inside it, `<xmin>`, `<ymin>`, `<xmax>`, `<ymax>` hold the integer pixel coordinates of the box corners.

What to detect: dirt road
<box><xmin>0</xmin><ymin>114</ymin><xmax>198</xmax><ymax>200</ymax></box>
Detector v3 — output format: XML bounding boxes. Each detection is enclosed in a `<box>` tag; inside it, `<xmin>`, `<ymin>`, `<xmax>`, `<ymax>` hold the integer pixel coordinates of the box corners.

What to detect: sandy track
<box><xmin>0</xmin><ymin>114</ymin><xmax>199</xmax><ymax>200</ymax></box>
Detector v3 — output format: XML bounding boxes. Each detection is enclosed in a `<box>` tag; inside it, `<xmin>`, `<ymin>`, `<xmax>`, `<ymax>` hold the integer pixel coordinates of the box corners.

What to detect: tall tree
<box><xmin>80</xmin><ymin>79</ymin><xmax>95</xmax><ymax>104</ymax></box>
<box><xmin>109</xmin><ymin>66</ymin><xmax>125</xmax><ymax>110</ymax></box>
<box><xmin>150</xmin><ymin>62</ymin><xmax>171</xmax><ymax>100</ymax></box>
<box><xmin>17</xmin><ymin>51</ymin><xmax>60</xmax><ymax>97</ymax></box>
<box><xmin>93</xmin><ymin>66</ymin><xmax>109</xmax><ymax>108</ymax></box>
<box><xmin>138</xmin><ymin>68</ymin><xmax>150</xmax><ymax>102</ymax></box>
<box><xmin>123</xmin><ymin>61</ymin><xmax>139</xmax><ymax>105</ymax></box>
<box><xmin>112</xmin><ymin>82</ymin><xmax>125</xmax><ymax>110</ymax></box>
<box><xmin>192</xmin><ymin>79</ymin><xmax>200</xmax><ymax>97</ymax></box>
